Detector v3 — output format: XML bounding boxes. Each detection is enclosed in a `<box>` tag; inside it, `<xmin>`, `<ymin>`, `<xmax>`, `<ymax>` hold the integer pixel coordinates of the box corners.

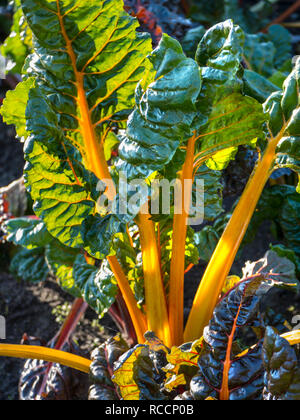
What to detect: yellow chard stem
<box><xmin>56</xmin><ymin>2</ymin><xmax>146</xmax><ymax>344</ymax></box>
<box><xmin>138</xmin><ymin>211</ymin><xmax>172</xmax><ymax>347</ymax></box>
<box><xmin>1</xmin><ymin>331</ymin><xmax>299</xmax><ymax>379</ymax></box>
<box><xmin>184</xmin><ymin>132</ymin><xmax>284</xmax><ymax>343</ymax></box>
<box><xmin>108</xmin><ymin>255</ymin><xmax>147</xmax><ymax>344</ymax></box>
<box><xmin>281</xmin><ymin>330</ymin><xmax>300</xmax><ymax>346</ymax></box>
<box><xmin>0</xmin><ymin>344</ymin><xmax>91</xmax><ymax>374</ymax></box>
<box><xmin>169</xmin><ymin>134</ymin><xmax>197</xmax><ymax>346</ymax></box>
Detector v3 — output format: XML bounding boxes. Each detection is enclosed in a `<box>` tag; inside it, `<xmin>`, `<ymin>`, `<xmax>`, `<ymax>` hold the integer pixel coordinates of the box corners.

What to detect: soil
<box><xmin>0</xmin><ymin>273</ymin><xmax>116</xmax><ymax>400</ymax></box>
<box><xmin>0</xmin><ymin>0</ymin><xmax>300</xmax><ymax>401</ymax></box>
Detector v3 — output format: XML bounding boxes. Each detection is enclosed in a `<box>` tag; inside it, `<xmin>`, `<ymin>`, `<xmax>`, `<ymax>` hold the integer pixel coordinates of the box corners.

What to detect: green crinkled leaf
<box><xmin>275</xmin><ymin>137</ymin><xmax>300</xmax><ymax>192</ymax></box>
<box><xmin>3</xmin><ymin>217</ymin><xmax>52</xmax><ymax>282</ymax></box>
<box><xmin>3</xmin><ymin>217</ymin><xmax>52</xmax><ymax>249</ymax></box>
<box><xmin>23</xmin><ymin>85</ymin><xmax>98</xmax><ymax>248</ymax></box>
<box><xmin>263</xmin><ymin>327</ymin><xmax>300</xmax><ymax>400</ymax></box>
<box><xmin>181</xmin><ymin>25</ymin><xmax>206</xmax><ymax>58</ymax></box>
<box><xmin>1</xmin><ymin>0</ymin><xmax>153</xmax><ymax>251</ymax></box>
<box><xmin>243</xmin><ymin>26</ymin><xmax>292</xmax><ymax>80</ymax></box>
<box><xmin>267</xmin><ymin>25</ymin><xmax>293</xmax><ymax>71</ymax></box>
<box><xmin>270</xmin><ymin>244</ymin><xmax>300</xmax><ymax>276</ymax></box>
<box><xmin>243</xmin><ymin>186</ymin><xmax>300</xmax><ymax>261</ymax></box>
<box><xmin>3</xmin><ymin>216</ymin><xmax>83</xmax><ymax>295</ymax></box>
<box><xmin>258</xmin><ymin>58</ymin><xmax>300</xmax><ymax>187</ymax></box>
<box><xmin>264</xmin><ymin>58</ymin><xmax>300</xmax><ymax>138</ymax></box>
<box><xmin>112</xmin><ymin>344</ymin><xmax>166</xmax><ymax>400</ymax></box>
<box><xmin>73</xmin><ymin>255</ymin><xmax>118</xmax><ymax>318</ymax></box>
<box><xmin>45</xmin><ymin>240</ymin><xmax>80</xmax><ymax>297</ymax></box>
<box><xmin>0</xmin><ymin>77</ymin><xmax>35</xmax><ymax>139</ymax></box>
<box><xmin>195</xmin><ymin>19</ymin><xmax>244</xmax><ymax>72</ymax></box>
<box><xmin>21</xmin><ymin>0</ymin><xmax>152</xmax><ymax>157</ymax></box>
<box><xmin>244</xmin><ymin>33</ymin><xmax>275</xmax><ymax>78</ymax></box>
<box><xmin>187</xmin><ymin>251</ymin><xmax>298</xmax><ymax>400</ymax></box>
<box><xmin>194</xmin><ymin>165</ymin><xmax>223</xmax><ymax>221</ymax></box>
<box><xmin>193</xmin><ymin>225</ymin><xmax>220</xmax><ymax>263</ymax></box>
<box><xmin>81</xmin><ymin>214</ymin><xmax>127</xmax><ymax>260</ymax></box>
<box><xmin>10</xmin><ymin>247</ymin><xmax>49</xmax><ymax>283</ymax></box>
<box><xmin>280</xmin><ymin>194</ymin><xmax>300</xmax><ymax>259</ymax></box>
<box><xmin>118</xmin><ymin>34</ymin><xmax>201</xmax><ymax>180</ymax></box>
<box><xmin>243</xmin><ymin>69</ymin><xmax>281</xmax><ymax>104</ymax></box>
<box><xmin>195</xmin><ymin>20</ymin><xmax>266</xmax><ymax>171</ymax></box>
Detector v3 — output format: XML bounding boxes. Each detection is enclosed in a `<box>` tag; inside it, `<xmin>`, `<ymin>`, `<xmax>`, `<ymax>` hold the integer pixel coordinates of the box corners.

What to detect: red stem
<box><xmin>181</xmin><ymin>0</ymin><xmax>190</xmax><ymax>14</ymax></box>
<box><xmin>109</xmin><ymin>292</ymin><xmax>138</xmax><ymax>346</ymax></box>
<box><xmin>262</xmin><ymin>0</ymin><xmax>300</xmax><ymax>32</ymax></box>
<box><xmin>37</xmin><ymin>298</ymin><xmax>88</xmax><ymax>399</ymax></box>
<box><xmin>54</xmin><ymin>298</ymin><xmax>88</xmax><ymax>350</ymax></box>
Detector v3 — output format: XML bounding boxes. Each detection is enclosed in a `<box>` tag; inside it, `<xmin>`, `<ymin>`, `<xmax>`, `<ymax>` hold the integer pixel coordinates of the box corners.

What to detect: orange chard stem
<box><xmin>169</xmin><ymin>134</ymin><xmax>196</xmax><ymax>346</ymax></box>
<box><xmin>137</xmin><ymin>211</ymin><xmax>172</xmax><ymax>347</ymax></box>
<box><xmin>220</xmin><ymin>301</ymin><xmax>243</xmax><ymax>400</ymax></box>
<box><xmin>108</xmin><ymin>255</ymin><xmax>147</xmax><ymax>343</ymax></box>
<box><xmin>56</xmin><ymin>2</ymin><xmax>145</xmax><ymax>343</ymax></box>
<box><xmin>281</xmin><ymin>330</ymin><xmax>300</xmax><ymax>346</ymax></box>
<box><xmin>0</xmin><ymin>344</ymin><xmax>91</xmax><ymax>374</ymax></box>
<box><xmin>184</xmin><ymin>131</ymin><xmax>284</xmax><ymax>343</ymax></box>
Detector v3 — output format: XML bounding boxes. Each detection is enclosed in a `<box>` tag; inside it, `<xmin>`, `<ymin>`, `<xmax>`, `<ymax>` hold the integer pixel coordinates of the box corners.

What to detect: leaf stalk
<box><xmin>0</xmin><ymin>344</ymin><xmax>91</xmax><ymax>374</ymax></box>
<box><xmin>184</xmin><ymin>131</ymin><xmax>284</xmax><ymax>342</ymax></box>
<box><xmin>169</xmin><ymin>134</ymin><xmax>196</xmax><ymax>346</ymax></box>
<box><xmin>137</xmin><ymin>211</ymin><xmax>172</xmax><ymax>347</ymax></box>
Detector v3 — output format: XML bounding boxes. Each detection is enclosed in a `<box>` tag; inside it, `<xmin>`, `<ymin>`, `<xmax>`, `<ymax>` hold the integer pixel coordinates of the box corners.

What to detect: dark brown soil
<box><xmin>0</xmin><ymin>272</ymin><xmax>118</xmax><ymax>400</ymax></box>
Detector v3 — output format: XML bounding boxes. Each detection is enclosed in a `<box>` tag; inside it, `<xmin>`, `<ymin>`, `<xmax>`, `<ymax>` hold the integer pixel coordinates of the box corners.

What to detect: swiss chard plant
<box><xmin>0</xmin><ymin>0</ymin><xmax>300</xmax><ymax>400</ymax></box>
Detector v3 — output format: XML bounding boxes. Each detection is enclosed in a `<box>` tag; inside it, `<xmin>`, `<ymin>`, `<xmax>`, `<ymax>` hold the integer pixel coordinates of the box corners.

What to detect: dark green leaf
<box><xmin>263</xmin><ymin>327</ymin><xmax>300</xmax><ymax>400</ymax></box>
<box><xmin>1</xmin><ymin>0</ymin><xmax>152</xmax><ymax>250</ymax></box>
<box><xmin>89</xmin><ymin>337</ymin><xmax>129</xmax><ymax>400</ymax></box>
<box><xmin>10</xmin><ymin>247</ymin><xmax>49</xmax><ymax>283</ymax></box>
<box><xmin>19</xmin><ymin>339</ymin><xmax>88</xmax><ymax>400</ymax></box>
<box><xmin>189</xmin><ymin>276</ymin><xmax>270</xmax><ymax>400</ymax></box>
<box><xmin>187</xmin><ymin>251</ymin><xmax>298</xmax><ymax>400</ymax></box>
<box><xmin>73</xmin><ymin>255</ymin><xmax>118</xmax><ymax>318</ymax></box>
<box><xmin>195</xmin><ymin>20</ymin><xmax>266</xmax><ymax>171</ymax></box>
<box><xmin>3</xmin><ymin>217</ymin><xmax>52</xmax><ymax>249</ymax></box>
<box><xmin>0</xmin><ymin>77</ymin><xmax>35</xmax><ymax>139</ymax></box>
<box><xmin>194</xmin><ymin>225</ymin><xmax>220</xmax><ymax>263</ymax></box>
<box><xmin>119</xmin><ymin>34</ymin><xmax>201</xmax><ymax>180</ymax></box>
<box><xmin>243</xmin><ymin>69</ymin><xmax>281</xmax><ymax>104</ymax></box>
<box><xmin>45</xmin><ymin>240</ymin><xmax>80</xmax><ymax>297</ymax></box>
<box><xmin>181</xmin><ymin>25</ymin><xmax>206</xmax><ymax>58</ymax></box>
